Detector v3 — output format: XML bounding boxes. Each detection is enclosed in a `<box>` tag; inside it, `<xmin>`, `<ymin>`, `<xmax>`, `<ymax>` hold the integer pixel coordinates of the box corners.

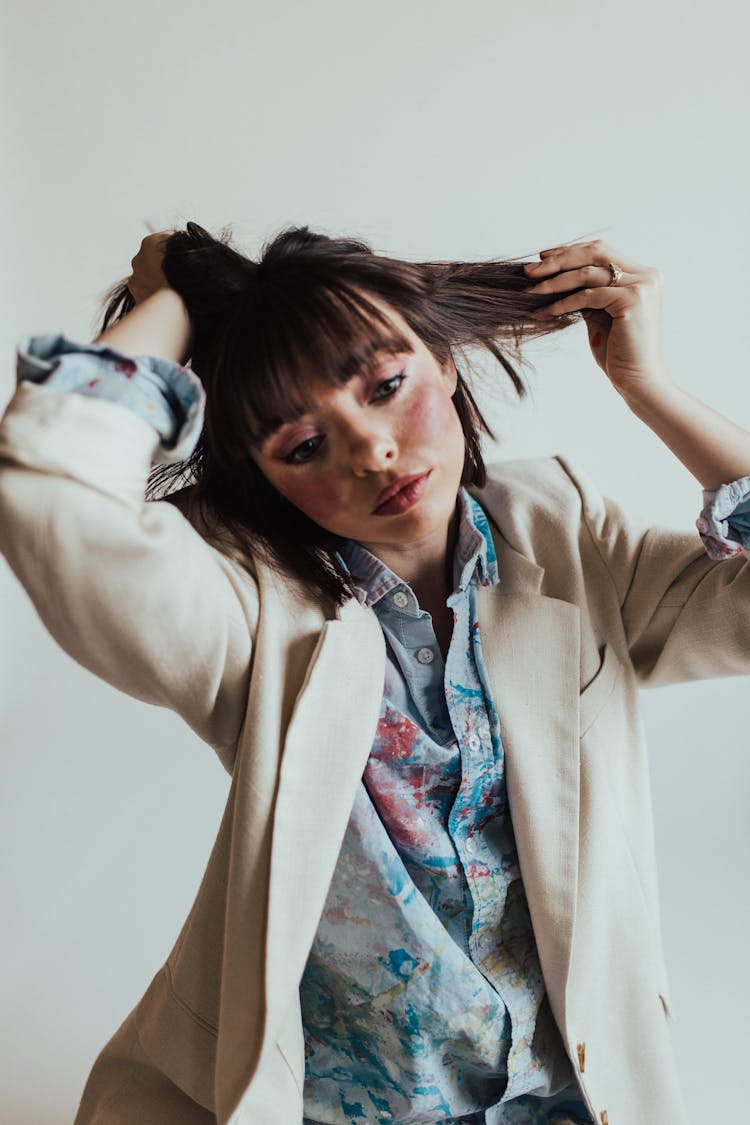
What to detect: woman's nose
<box><xmin>347</xmin><ymin>425</ymin><xmax>397</xmax><ymax>475</ymax></box>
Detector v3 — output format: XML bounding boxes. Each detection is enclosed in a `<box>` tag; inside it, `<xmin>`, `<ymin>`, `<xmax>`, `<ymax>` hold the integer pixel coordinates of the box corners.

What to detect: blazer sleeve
<box><xmin>555</xmin><ymin>454</ymin><xmax>750</xmax><ymax>688</ymax></box>
<box><xmin>0</xmin><ymin>376</ymin><xmax>256</xmax><ymax>771</ymax></box>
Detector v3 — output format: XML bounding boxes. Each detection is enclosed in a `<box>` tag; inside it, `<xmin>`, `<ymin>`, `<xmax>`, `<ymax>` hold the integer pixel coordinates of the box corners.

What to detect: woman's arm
<box><xmin>621</xmin><ymin>381</ymin><xmax>750</xmax><ymax>492</ymax></box>
<box><xmin>0</xmin><ymin>305</ymin><xmax>253</xmax><ymax>772</ymax></box>
<box><xmin>92</xmin><ymin>286</ymin><xmax>193</xmax><ymax>365</ymax></box>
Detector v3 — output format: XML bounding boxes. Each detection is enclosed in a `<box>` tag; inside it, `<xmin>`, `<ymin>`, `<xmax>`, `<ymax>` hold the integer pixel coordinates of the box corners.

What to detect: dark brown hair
<box><xmin>98</xmin><ymin>222</ymin><xmax>579</xmax><ymax>605</ymax></box>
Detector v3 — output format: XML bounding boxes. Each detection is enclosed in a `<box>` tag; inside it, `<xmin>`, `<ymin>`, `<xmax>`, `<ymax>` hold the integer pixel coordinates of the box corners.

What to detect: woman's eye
<box><xmin>284</xmin><ymin>435</ymin><xmax>324</xmax><ymax>465</ymax></box>
<box><xmin>372</xmin><ymin>372</ymin><xmax>405</xmax><ymax>400</ymax></box>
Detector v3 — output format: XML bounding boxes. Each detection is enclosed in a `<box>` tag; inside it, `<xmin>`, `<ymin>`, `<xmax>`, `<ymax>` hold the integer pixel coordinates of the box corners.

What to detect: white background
<box><xmin>1</xmin><ymin>2</ymin><xmax>748</xmax><ymax>1121</ymax></box>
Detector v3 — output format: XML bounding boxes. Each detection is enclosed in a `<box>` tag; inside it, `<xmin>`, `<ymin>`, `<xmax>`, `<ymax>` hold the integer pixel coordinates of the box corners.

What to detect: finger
<box><xmin>525</xmin><ymin>240</ymin><xmax>643</xmax><ymax>278</ymax></box>
<box><xmin>538</xmin><ymin>239</ymin><xmax>623</xmax><ymax>261</ymax></box>
<box><xmin>532</xmin><ymin>286</ymin><xmax>632</xmax><ymax>318</ymax></box>
<box><xmin>525</xmin><ymin>264</ymin><xmax>629</xmax><ymax>295</ymax></box>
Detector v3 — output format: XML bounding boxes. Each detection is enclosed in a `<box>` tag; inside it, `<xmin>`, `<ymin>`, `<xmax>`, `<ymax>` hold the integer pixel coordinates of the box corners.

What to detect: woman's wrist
<box><xmin>92</xmin><ymin>287</ymin><xmax>193</xmax><ymax>366</ymax></box>
<box><xmin>625</xmin><ymin>377</ymin><xmax>750</xmax><ymax>491</ymax></box>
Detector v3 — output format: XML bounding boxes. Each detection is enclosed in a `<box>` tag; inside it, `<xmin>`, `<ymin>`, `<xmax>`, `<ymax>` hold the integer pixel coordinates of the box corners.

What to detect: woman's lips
<box><xmin>372</xmin><ymin>470</ymin><xmax>432</xmax><ymax>516</ymax></box>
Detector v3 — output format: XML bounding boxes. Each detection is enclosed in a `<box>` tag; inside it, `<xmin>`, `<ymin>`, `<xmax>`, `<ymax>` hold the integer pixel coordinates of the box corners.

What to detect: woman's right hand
<box><xmin>127</xmin><ymin>230</ymin><xmax>174</xmax><ymax>305</ymax></box>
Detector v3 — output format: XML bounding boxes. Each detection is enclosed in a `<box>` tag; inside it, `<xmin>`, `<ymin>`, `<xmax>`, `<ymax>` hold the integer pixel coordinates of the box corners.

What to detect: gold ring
<box><xmin>608</xmin><ymin>262</ymin><xmax>623</xmax><ymax>286</ymax></box>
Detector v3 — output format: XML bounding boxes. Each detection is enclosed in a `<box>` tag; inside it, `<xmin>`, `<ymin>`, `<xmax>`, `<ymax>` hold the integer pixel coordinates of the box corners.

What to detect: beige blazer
<box><xmin>2</xmin><ymin>381</ymin><xmax>746</xmax><ymax>1124</ymax></box>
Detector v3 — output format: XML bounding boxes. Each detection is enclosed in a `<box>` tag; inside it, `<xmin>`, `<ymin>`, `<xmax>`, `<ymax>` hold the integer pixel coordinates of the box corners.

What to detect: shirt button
<box><xmin>392</xmin><ymin>590</ymin><xmax>409</xmax><ymax>608</ymax></box>
<box><xmin>465</xmin><ymin>836</ymin><xmax>476</xmax><ymax>856</ymax></box>
<box><xmin>417</xmin><ymin>647</ymin><xmax>434</xmax><ymax>665</ymax></box>
<box><xmin>468</xmin><ymin>734</ymin><xmax>481</xmax><ymax>752</ymax></box>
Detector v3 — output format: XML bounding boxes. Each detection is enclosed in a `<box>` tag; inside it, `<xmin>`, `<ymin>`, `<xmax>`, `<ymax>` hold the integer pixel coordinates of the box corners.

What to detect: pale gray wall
<box><xmin>1</xmin><ymin>2</ymin><xmax>748</xmax><ymax>1121</ymax></box>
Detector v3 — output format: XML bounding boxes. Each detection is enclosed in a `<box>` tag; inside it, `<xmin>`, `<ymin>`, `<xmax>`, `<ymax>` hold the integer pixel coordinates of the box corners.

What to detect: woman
<box><xmin>1</xmin><ymin>223</ymin><xmax>748</xmax><ymax>1125</ymax></box>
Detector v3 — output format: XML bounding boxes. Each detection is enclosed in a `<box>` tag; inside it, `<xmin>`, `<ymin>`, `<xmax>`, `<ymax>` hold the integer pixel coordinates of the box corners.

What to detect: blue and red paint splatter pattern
<box><xmin>301</xmin><ymin>492</ymin><xmax>593</xmax><ymax>1123</ymax></box>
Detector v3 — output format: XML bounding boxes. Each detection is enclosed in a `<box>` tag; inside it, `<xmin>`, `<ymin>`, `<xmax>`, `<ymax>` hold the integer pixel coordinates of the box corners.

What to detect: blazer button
<box><xmin>576</xmin><ymin>1041</ymin><xmax>586</xmax><ymax>1072</ymax></box>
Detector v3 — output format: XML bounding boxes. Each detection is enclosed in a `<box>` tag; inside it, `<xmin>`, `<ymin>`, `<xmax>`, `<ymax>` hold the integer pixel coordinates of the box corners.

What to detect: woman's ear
<box><xmin>442</xmin><ymin>354</ymin><xmax>459</xmax><ymax>395</ymax></box>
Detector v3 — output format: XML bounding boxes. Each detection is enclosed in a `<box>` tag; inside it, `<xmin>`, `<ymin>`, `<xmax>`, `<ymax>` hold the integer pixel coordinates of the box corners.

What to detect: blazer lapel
<box><xmin>263</xmin><ymin>598</ymin><xmax>386</xmax><ymax>1039</ymax></box>
<box><xmin>477</xmin><ymin>532</ymin><xmax>581</xmax><ymax>1033</ymax></box>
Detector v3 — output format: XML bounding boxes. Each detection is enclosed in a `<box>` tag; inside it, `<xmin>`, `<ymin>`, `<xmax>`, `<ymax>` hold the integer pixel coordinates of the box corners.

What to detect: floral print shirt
<box><xmin>15</xmin><ymin>335</ymin><xmax>750</xmax><ymax>1124</ymax></box>
<box><xmin>300</xmin><ymin>494</ymin><xmax>594</xmax><ymax>1124</ymax></box>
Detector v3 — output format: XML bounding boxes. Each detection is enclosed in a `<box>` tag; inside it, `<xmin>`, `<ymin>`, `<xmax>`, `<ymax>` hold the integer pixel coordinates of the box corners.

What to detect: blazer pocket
<box><xmin>579</xmin><ymin>642</ymin><xmax>623</xmax><ymax>737</ymax></box>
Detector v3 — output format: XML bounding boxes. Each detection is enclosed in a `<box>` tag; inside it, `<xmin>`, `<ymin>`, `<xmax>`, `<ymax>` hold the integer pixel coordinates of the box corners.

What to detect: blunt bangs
<box><xmin>207</xmin><ymin>278</ymin><xmax>415</xmax><ymax>464</ymax></box>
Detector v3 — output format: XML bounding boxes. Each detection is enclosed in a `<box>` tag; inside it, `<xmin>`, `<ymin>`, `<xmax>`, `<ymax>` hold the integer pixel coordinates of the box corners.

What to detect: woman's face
<box><xmin>252</xmin><ymin>302</ymin><xmax>467</xmax><ymax>553</ymax></box>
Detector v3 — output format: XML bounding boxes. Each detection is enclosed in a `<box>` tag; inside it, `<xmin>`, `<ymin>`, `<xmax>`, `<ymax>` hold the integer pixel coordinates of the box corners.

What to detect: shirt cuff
<box><xmin>15</xmin><ymin>333</ymin><xmax>205</xmax><ymax>464</ymax></box>
<box><xmin>696</xmin><ymin>475</ymin><xmax>750</xmax><ymax>560</ymax></box>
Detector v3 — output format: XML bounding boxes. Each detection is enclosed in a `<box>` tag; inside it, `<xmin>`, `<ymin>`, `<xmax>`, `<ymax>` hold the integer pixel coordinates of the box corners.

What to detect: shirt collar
<box><xmin>337</xmin><ymin>487</ymin><xmax>499</xmax><ymax>609</ymax></box>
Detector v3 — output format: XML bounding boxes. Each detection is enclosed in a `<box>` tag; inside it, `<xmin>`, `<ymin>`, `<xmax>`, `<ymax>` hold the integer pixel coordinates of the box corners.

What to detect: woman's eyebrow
<box><xmin>255</xmin><ymin>407</ymin><xmax>307</xmax><ymax>448</ymax></box>
<box><xmin>356</xmin><ymin>344</ymin><xmax>411</xmax><ymax>378</ymax></box>
<box><xmin>360</xmin><ymin>346</ymin><xmax>397</xmax><ymax>372</ymax></box>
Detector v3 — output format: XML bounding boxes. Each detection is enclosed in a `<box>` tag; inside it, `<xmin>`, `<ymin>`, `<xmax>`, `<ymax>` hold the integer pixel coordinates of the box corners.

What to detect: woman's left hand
<box><xmin>128</xmin><ymin>230</ymin><xmax>175</xmax><ymax>305</ymax></box>
<box><xmin>524</xmin><ymin>239</ymin><xmax>671</xmax><ymax>402</ymax></box>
